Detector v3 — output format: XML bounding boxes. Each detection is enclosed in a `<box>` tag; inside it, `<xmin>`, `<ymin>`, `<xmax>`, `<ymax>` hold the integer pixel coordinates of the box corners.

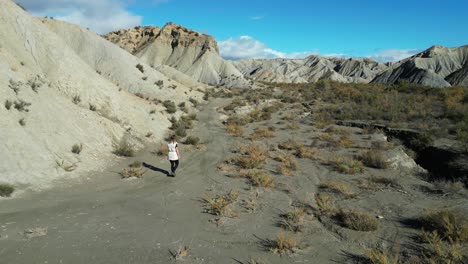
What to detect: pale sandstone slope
<box><xmin>105</xmin><ymin>24</ymin><xmax>250</xmax><ymax>88</ymax></box>
<box><xmin>0</xmin><ymin>0</ymin><xmax>202</xmax><ymax>190</ymax></box>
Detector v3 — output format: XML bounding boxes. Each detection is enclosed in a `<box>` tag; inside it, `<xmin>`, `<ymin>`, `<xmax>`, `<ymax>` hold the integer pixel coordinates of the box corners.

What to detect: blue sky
<box><xmin>17</xmin><ymin>0</ymin><xmax>468</xmax><ymax>61</ymax></box>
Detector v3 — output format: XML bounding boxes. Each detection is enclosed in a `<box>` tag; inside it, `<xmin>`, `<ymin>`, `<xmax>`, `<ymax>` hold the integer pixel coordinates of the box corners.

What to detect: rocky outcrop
<box><xmin>105</xmin><ymin>23</ymin><xmax>249</xmax><ymax>88</ymax></box>
<box><xmin>371</xmin><ymin>45</ymin><xmax>468</xmax><ymax>87</ymax></box>
<box><xmin>0</xmin><ymin>0</ymin><xmax>203</xmax><ymax>189</ymax></box>
<box><xmin>233</xmin><ymin>55</ymin><xmax>388</xmax><ymax>84</ymax></box>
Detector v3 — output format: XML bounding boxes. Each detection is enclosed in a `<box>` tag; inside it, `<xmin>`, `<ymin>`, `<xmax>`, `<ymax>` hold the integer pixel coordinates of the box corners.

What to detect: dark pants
<box><xmin>170</xmin><ymin>160</ymin><xmax>179</xmax><ymax>173</ymax></box>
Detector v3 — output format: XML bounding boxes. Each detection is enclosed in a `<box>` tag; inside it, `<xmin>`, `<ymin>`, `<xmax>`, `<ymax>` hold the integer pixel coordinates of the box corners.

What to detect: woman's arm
<box><xmin>176</xmin><ymin>146</ymin><xmax>181</xmax><ymax>160</ymax></box>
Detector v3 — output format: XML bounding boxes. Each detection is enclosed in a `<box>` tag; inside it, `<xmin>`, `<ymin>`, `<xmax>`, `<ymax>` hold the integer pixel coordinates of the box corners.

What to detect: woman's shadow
<box><xmin>142</xmin><ymin>162</ymin><xmax>171</xmax><ymax>177</ymax></box>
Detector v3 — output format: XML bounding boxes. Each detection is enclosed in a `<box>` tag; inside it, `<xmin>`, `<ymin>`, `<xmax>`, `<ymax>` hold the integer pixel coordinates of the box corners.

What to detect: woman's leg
<box><xmin>173</xmin><ymin>160</ymin><xmax>179</xmax><ymax>173</ymax></box>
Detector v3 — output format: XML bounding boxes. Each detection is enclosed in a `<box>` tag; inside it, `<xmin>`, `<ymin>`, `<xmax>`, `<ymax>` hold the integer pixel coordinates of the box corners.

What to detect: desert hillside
<box><xmin>105</xmin><ymin>23</ymin><xmax>250</xmax><ymax>88</ymax></box>
<box><xmin>0</xmin><ymin>0</ymin><xmax>203</xmax><ymax>189</ymax></box>
<box><xmin>371</xmin><ymin>45</ymin><xmax>468</xmax><ymax>87</ymax></box>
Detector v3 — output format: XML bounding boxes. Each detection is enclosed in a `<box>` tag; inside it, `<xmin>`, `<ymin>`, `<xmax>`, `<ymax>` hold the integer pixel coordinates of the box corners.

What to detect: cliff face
<box><xmin>105</xmin><ymin>23</ymin><xmax>250</xmax><ymax>88</ymax></box>
<box><xmin>233</xmin><ymin>55</ymin><xmax>389</xmax><ymax>84</ymax></box>
<box><xmin>371</xmin><ymin>45</ymin><xmax>468</xmax><ymax>87</ymax></box>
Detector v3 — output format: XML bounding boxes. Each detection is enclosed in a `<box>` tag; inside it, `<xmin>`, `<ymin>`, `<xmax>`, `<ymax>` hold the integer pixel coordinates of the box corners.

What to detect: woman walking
<box><xmin>167</xmin><ymin>135</ymin><xmax>181</xmax><ymax>177</ymax></box>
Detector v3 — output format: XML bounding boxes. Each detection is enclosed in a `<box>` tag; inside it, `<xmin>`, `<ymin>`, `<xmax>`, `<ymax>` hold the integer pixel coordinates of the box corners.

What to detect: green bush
<box><xmin>163</xmin><ymin>100</ymin><xmax>177</xmax><ymax>113</ymax></box>
<box><xmin>0</xmin><ymin>184</ymin><xmax>14</xmax><ymax>197</ymax></box>
<box><xmin>113</xmin><ymin>139</ymin><xmax>135</xmax><ymax>157</ymax></box>
<box><xmin>175</xmin><ymin>126</ymin><xmax>187</xmax><ymax>138</ymax></box>
<box><xmin>184</xmin><ymin>136</ymin><xmax>200</xmax><ymax>145</ymax></box>
<box><xmin>71</xmin><ymin>143</ymin><xmax>83</xmax><ymax>154</ymax></box>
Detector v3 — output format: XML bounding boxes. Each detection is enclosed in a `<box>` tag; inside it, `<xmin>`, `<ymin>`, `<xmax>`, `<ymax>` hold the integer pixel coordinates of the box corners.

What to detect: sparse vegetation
<box><xmin>249</xmin><ymin>127</ymin><xmax>275</xmax><ymax>141</ymax></box>
<box><xmin>234</xmin><ymin>144</ymin><xmax>269</xmax><ymax>169</ymax></box>
<box><xmin>120</xmin><ymin>167</ymin><xmax>146</xmax><ymax>178</ymax></box>
<box><xmin>335</xmin><ymin>209</ymin><xmax>379</xmax><ymax>231</ymax></box>
<box><xmin>279</xmin><ymin>207</ymin><xmax>308</xmax><ymax>232</ymax></box>
<box><xmin>113</xmin><ymin>139</ymin><xmax>135</xmax><ymax>157</ymax></box>
<box><xmin>18</xmin><ymin>118</ymin><xmax>26</xmax><ymax>126</ymax></box>
<box><xmin>89</xmin><ymin>104</ymin><xmax>97</xmax><ymax>111</ymax></box>
<box><xmin>136</xmin><ymin>63</ymin><xmax>144</xmax><ymax>73</ymax></box>
<box><xmin>4</xmin><ymin>100</ymin><xmax>12</xmax><ymax>110</ymax></box>
<box><xmin>236</xmin><ymin>170</ymin><xmax>275</xmax><ymax>188</ymax></box>
<box><xmin>0</xmin><ymin>184</ymin><xmax>14</xmax><ymax>197</ymax></box>
<box><xmin>72</xmin><ymin>95</ymin><xmax>81</xmax><ymax>105</ymax></box>
<box><xmin>314</xmin><ymin>193</ymin><xmax>335</xmax><ymax>215</ymax></box>
<box><xmin>202</xmin><ymin>191</ymin><xmax>239</xmax><ymax>217</ymax></box>
<box><xmin>71</xmin><ymin>143</ymin><xmax>83</xmax><ymax>154</ymax></box>
<box><xmin>13</xmin><ymin>100</ymin><xmax>31</xmax><ymax>112</ymax></box>
<box><xmin>418</xmin><ymin>210</ymin><xmax>468</xmax><ymax>242</ymax></box>
<box><xmin>360</xmin><ymin>149</ymin><xmax>390</xmax><ymax>169</ymax></box>
<box><xmin>268</xmin><ymin>231</ymin><xmax>299</xmax><ymax>255</ymax></box>
<box><xmin>226</xmin><ymin>122</ymin><xmax>244</xmax><ymax>137</ymax></box>
<box><xmin>156</xmin><ymin>142</ymin><xmax>168</xmax><ymax>156</ymax></box>
<box><xmin>184</xmin><ymin>136</ymin><xmax>200</xmax><ymax>145</ymax></box>
<box><xmin>163</xmin><ymin>100</ymin><xmax>177</xmax><ymax>113</ymax></box>
<box><xmin>170</xmin><ymin>245</ymin><xmax>190</xmax><ymax>260</ymax></box>
<box><xmin>129</xmin><ymin>161</ymin><xmax>142</xmax><ymax>168</ymax></box>
<box><xmin>319</xmin><ymin>181</ymin><xmax>355</xmax><ymax>198</ymax></box>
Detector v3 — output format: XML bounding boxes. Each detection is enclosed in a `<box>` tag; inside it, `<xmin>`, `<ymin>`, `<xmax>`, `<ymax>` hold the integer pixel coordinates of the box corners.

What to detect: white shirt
<box><xmin>167</xmin><ymin>142</ymin><xmax>179</xmax><ymax>161</ymax></box>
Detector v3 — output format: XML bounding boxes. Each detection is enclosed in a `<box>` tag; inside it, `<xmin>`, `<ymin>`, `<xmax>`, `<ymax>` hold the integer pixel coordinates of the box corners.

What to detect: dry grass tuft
<box><xmin>202</xmin><ymin>191</ymin><xmax>239</xmax><ymax>217</ymax></box>
<box><xmin>235</xmin><ymin>144</ymin><xmax>269</xmax><ymax>169</ymax></box>
<box><xmin>319</xmin><ymin>181</ymin><xmax>356</xmax><ymax>198</ymax></box>
<box><xmin>274</xmin><ymin>153</ymin><xmax>298</xmax><ymax>176</ymax></box>
<box><xmin>418</xmin><ymin>210</ymin><xmax>468</xmax><ymax>242</ymax></box>
<box><xmin>278</xmin><ymin>139</ymin><xmax>301</xmax><ymax>151</ymax></box>
<box><xmin>226</xmin><ymin>122</ymin><xmax>244</xmax><ymax>137</ymax></box>
<box><xmin>314</xmin><ymin>193</ymin><xmax>335</xmax><ymax>215</ymax></box>
<box><xmin>155</xmin><ymin>142</ymin><xmax>168</xmax><ymax>156</ymax></box>
<box><xmin>420</xmin><ymin>230</ymin><xmax>464</xmax><ymax>263</ymax></box>
<box><xmin>335</xmin><ymin>209</ymin><xmax>379</xmax><ymax>231</ymax></box>
<box><xmin>295</xmin><ymin>146</ymin><xmax>320</xmax><ymax>159</ymax></box>
<box><xmin>360</xmin><ymin>149</ymin><xmax>390</xmax><ymax>169</ymax></box>
<box><xmin>269</xmin><ymin>231</ymin><xmax>299</xmax><ymax>255</ymax></box>
<box><xmin>170</xmin><ymin>245</ymin><xmax>190</xmax><ymax>260</ymax></box>
<box><xmin>366</xmin><ymin>247</ymin><xmax>400</xmax><ymax>264</ymax></box>
<box><xmin>237</xmin><ymin>170</ymin><xmax>276</xmax><ymax>188</ymax></box>
<box><xmin>330</xmin><ymin>155</ymin><xmax>364</xmax><ymax>174</ymax></box>
<box><xmin>120</xmin><ymin>167</ymin><xmax>146</xmax><ymax>178</ymax></box>
<box><xmin>249</xmin><ymin>127</ymin><xmax>275</xmax><ymax>141</ymax></box>
<box><xmin>279</xmin><ymin>207</ymin><xmax>308</xmax><ymax>232</ymax></box>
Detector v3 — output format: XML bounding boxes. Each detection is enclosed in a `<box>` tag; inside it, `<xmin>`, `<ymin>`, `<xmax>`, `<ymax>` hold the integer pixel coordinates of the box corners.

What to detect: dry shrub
<box><xmin>418</xmin><ymin>210</ymin><xmax>468</xmax><ymax>242</ymax></box>
<box><xmin>286</xmin><ymin>121</ymin><xmax>300</xmax><ymax>130</ymax></box>
<box><xmin>368</xmin><ymin>175</ymin><xmax>399</xmax><ymax>187</ymax></box>
<box><xmin>324</xmin><ymin>126</ymin><xmax>352</xmax><ymax>136</ymax></box>
<box><xmin>237</xmin><ymin>170</ymin><xmax>275</xmax><ymax>188</ymax></box>
<box><xmin>120</xmin><ymin>167</ymin><xmax>146</xmax><ymax>178</ymax></box>
<box><xmin>156</xmin><ymin>142</ymin><xmax>168</xmax><ymax>156</ymax></box>
<box><xmin>226</xmin><ymin>122</ymin><xmax>244</xmax><ymax>137</ymax></box>
<box><xmin>249</xmin><ymin>127</ymin><xmax>275</xmax><ymax>141</ymax></box>
<box><xmin>279</xmin><ymin>207</ymin><xmax>308</xmax><ymax>232</ymax></box>
<box><xmin>295</xmin><ymin>146</ymin><xmax>320</xmax><ymax>159</ymax></box>
<box><xmin>319</xmin><ymin>133</ymin><xmax>334</xmax><ymax>142</ymax></box>
<box><xmin>202</xmin><ymin>191</ymin><xmax>239</xmax><ymax>217</ymax></box>
<box><xmin>337</xmin><ymin>135</ymin><xmax>354</xmax><ymax>148</ymax></box>
<box><xmin>235</xmin><ymin>144</ymin><xmax>269</xmax><ymax>169</ymax></box>
<box><xmin>335</xmin><ymin>209</ymin><xmax>379</xmax><ymax>231</ymax></box>
<box><xmin>314</xmin><ymin>193</ymin><xmax>335</xmax><ymax>215</ymax></box>
<box><xmin>366</xmin><ymin>247</ymin><xmax>400</xmax><ymax>264</ymax></box>
<box><xmin>170</xmin><ymin>245</ymin><xmax>190</xmax><ymax>260</ymax></box>
<box><xmin>420</xmin><ymin>230</ymin><xmax>464</xmax><ymax>263</ymax></box>
<box><xmin>243</xmin><ymin>191</ymin><xmax>259</xmax><ymax>212</ymax></box>
<box><xmin>360</xmin><ymin>149</ymin><xmax>390</xmax><ymax>169</ymax></box>
<box><xmin>319</xmin><ymin>181</ymin><xmax>355</xmax><ymax>198</ymax></box>
<box><xmin>217</xmin><ymin>163</ymin><xmax>236</xmax><ymax>173</ymax></box>
<box><xmin>331</xmin><ymin>155</ymin><xmax>364</xmax><ymax>174</ymax></box>
<box><xmin>278</xmin><ymin>139</ymin><xmax>301</xmax><ymax>151</ymax></box>
<box><xmin>269</xmin><ymin>231</ymin><xmax>299</xmax><ymax>255</ymax></box>
<box><xmin>274</xmin><ymin>154</ymin><xmax>298</xmax><ymax>176</ymax></box>
<box><xmin>113</xmin><ymin>139</ymin><xmax>135</xmax><ymax>157</ymax></box>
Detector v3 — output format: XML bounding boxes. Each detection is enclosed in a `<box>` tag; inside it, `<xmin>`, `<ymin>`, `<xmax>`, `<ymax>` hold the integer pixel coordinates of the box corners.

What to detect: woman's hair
<box><xmin>170</xmin><ymin>135</ymin><xmax>176</xmax><ymax>141</ymax></box>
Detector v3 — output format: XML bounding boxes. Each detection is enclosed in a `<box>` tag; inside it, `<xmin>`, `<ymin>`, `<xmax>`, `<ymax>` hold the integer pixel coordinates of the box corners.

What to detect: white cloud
<box><xmin>367</xmin><ymin>49</ymin><xmax>421</xmax><ymax>62</ymax></box>
<box><xmin>219</xmin><ymin>36</ymin><xmax>317</xmax><ymax>60</ymax></box>
<box><xmin>15</xmin><ymin>0</ymin><xmax>143</xmax><ymax>34</ymax></box>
